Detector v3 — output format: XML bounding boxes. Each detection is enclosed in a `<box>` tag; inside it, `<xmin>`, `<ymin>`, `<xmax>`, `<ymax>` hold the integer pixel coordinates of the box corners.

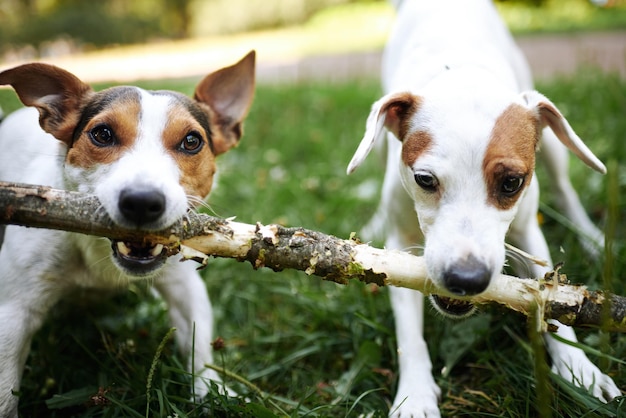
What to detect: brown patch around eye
<box><xmin>66</xmin><ymin>97</ymin><xmax>140</xmax><ymax>168</ymax></box>
<box><xmin>490</xmin><ymin>167</ymin><xmax>528</xmax><ymax>209</ymax></box>
<box><xmin>164</xmin><ymin>104</ymin><xmax>216</xmax><ymax>200</ymax></box>
<box><xmin>483</xmin><ymin>104</ymin><xmax>540</xmax><ymax>209</ymax></box>
<box><xmin>402</xmin><ymin>131</ymin><xmax>433</xmax><ymax>167</ymax></box>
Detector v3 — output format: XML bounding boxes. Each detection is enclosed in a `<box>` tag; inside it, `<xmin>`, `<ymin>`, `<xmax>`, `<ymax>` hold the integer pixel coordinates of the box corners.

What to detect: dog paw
<box><xmin>389</xmin><ymin>397</ymin><xmax>441</xmax><ymax>418</ymax></box>
<box><xmin>389</xmin><ymin>379</ymin><xmax>441</xmax><ymax>417</ymax></box>
<box><xmin>551</xmin><ymin>352</ymin><xmax>621</xmax><ymax>403</ymax></box>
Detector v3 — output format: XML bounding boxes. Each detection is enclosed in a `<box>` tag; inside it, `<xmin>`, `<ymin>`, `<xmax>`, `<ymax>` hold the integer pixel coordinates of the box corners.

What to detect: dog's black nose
<box><xmin>442</xmin><ymin>256</ymin><xmax>491</xmax><ymax>296</ymax></box>
<box><xmin>118</xmin><ymin>188</ymin><xmax>166</xmax><ymax>225</ymax></box>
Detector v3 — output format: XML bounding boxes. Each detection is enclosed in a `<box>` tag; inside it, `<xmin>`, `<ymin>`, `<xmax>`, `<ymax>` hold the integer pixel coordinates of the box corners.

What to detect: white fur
<box><xmin>0</xmin><ymin>91</ymin><xmax>221</xmax><ymax>416</ymax></box>
<box><xmin>65</xmin><ymin>90</ymin><xmax>188</xmax><ymax>230</ymax></box>
<box><xmin>348</xmin><ymin>1</ymin><xmax>620</xmax><ymax>416</ymax></box>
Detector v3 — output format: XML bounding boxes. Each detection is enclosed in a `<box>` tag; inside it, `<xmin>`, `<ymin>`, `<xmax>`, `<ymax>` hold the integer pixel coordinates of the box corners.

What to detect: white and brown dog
<box><xmin>347</xmin><ymin>1</ymin><xmax>620</xmax><ymax>416</ymax></box>
<box><xmin>0</xmin><ymin>51</ymin><xmax>255</xmax><ymax>416</ymax></box>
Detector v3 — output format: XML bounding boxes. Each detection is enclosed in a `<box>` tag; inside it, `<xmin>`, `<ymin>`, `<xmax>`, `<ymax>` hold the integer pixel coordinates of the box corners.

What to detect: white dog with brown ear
<box><xmin>0</xmin><ymin>52</ymin><xmax>255</xmax><ymax>417</ymax></box>
<box><xmin>347</xmin><ymin>1</ymin><xmax>620</xmax><ymax>416</ymax></box>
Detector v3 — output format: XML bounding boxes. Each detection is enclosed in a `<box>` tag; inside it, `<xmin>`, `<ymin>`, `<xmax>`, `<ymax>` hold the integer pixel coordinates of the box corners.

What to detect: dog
<box><xmin>347</xmin><ymin>1</ymin><xmax>620</xmax><ymax>416</ymax></box>
<box><xmin>0</xmin><ymin>51</ymin><xmax>255</xmax><ymax>416</ymax></box>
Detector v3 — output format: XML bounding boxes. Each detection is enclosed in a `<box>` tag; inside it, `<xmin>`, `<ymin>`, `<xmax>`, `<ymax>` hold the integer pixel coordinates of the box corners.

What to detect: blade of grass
<box><xmin>146</xmin><ymin>327</ymin><xmax>176</xmax><ymax>418</ymax></box>
<box><xmin>529</xmin><ymin>304</ymin><xmax>553</xmax><ymax>418</ymax></box>
<box><xmin>600</xmin><ymin>159</ymin><xmax>619</xmax><ymax>371</ymax></box>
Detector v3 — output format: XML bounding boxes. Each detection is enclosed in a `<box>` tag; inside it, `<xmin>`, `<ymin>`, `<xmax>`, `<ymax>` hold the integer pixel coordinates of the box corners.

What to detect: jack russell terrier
<box><xmin>347</xmin><ymin>1</ymin><xmax>620</xmax><ymax>416</ymax></box>
<box><xmin>0</xmin><ymin>51</ymin><xmax>255</xmax><ymax>416</ymax></box>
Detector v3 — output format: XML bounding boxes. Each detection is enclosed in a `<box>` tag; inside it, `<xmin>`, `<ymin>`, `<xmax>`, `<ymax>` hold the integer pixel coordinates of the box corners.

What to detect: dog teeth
<box><xmin>117</xmin><ymin>241</ymin><xmax>131</xmax><ymax>256</ymax></box>
<box><xmin>151</xmin><ymin>244</ymin><xmax>164</xmax><ymax>257</ymax></box>
<box><xmin>115</xmin><ymin>241</ymin><xmax>163</xmax><ymax>259</ymax></box>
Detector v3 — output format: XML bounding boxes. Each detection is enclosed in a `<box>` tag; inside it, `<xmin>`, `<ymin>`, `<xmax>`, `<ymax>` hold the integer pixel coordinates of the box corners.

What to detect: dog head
<box><xmin>0</xmin><ymin>51</ymin><xmax>256</xmax><ymax>276</ymax></box>
<box><xmin>348</xmin><ymin>85</ymin><xmax>605</xmax><ymax>302</ymax></box>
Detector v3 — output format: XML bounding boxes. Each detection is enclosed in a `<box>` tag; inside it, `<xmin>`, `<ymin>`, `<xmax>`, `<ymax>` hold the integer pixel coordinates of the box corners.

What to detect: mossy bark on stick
<box><xmin>1</xmin><ymin>181</ymin><xmax>625</xmax><ymax>331</ymax></box>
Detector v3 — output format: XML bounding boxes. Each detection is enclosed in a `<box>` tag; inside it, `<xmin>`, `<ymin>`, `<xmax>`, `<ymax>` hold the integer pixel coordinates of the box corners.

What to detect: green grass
<box><xmin>1</xmin><ymin>70</ymin><xmax>626</xmax><ymax>417</ymax></box>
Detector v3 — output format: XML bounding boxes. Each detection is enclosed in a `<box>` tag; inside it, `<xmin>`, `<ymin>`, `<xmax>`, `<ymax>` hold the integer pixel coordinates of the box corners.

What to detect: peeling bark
<box><xmin>1</xmin><ymin>181</ymin><xmax>625</xmax><ymax>331</ymax></box>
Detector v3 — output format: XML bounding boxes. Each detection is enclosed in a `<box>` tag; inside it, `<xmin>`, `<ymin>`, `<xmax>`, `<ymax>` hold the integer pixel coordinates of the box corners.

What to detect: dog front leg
<box><xmin>0</xmin><ymin>305</ymin><xmax>33</xmax><ymax>418</ymax></box>
<box><xmin>389</xmin><ymin>286</ymin><xmax>441</xmax><ymax>418</ymax></box>
<box><xmin>153</xmin><ymin>260</ymin><xmax>233</xmax><ymax>400</ymax></box>
<box><xmin>545</xmin><ymin>325</ymin><xmax>621</xmax><ymax>402</ymax></box>
<box><xmin>0</xmin><ymin>297</ymin><xmax>58</xmax><ymax>417</ymax></box>
<box><xmin>509</xmin><ymin>184</ymin><xmax>620</xmax><ymax>403</ymax></box>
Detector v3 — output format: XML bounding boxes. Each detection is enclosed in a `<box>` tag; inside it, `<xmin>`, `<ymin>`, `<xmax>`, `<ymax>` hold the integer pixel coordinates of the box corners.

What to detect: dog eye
<box><xmin>179</xmin><ymin>132</ymin><xmax>203</xmax><ymax>154</ymax></box>
<box><xmin>89</xmin><ymin>124</ymin><xmax>115</xmax><ymax>147</ymax></box>
<box><xmin>414</xmin><ymin>172</ymin><xmax>438</xmax><ymax>192</ymax></box>
<box><xmin>500</xmin><ymin>175</ymin><xmax>525</xmax><ymax>196</ymax></box>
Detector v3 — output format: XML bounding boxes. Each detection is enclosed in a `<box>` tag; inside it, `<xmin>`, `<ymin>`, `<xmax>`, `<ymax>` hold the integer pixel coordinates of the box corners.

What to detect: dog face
<box><xmin>348</xmin><ymin>84</ymin><xmax>605</xmax><ymax>298</ymax></box>
<box><xmin>0</xmin><ymin>52</ymin><xmax>255</xmax><ymax>276</ymax></box>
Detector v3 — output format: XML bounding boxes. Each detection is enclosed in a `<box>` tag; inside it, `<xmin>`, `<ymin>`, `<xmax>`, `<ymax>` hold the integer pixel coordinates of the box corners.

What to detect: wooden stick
<box><xmin>0</xmin><ymin>181</ymin><xmax>623</xmax><ymax>331</ymax></box>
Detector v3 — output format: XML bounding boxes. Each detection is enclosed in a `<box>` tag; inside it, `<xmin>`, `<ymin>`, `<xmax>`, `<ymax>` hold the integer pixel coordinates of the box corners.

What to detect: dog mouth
<box><xmin>430</xmin><ymin>294</ymin><xmax>477</xmax><ymax>318</ymax></box>
<box><xmin>111</xmin><ymin>239</ymin><xmax>168</xmax><ymax>275</ymax></box>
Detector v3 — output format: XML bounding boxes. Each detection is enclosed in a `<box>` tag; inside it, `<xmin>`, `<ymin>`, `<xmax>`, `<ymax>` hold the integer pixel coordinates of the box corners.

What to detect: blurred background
<box><xmin>1</xmin><ymin>0</ymin><xmax>625</xmax><ymax>83</ymax></box>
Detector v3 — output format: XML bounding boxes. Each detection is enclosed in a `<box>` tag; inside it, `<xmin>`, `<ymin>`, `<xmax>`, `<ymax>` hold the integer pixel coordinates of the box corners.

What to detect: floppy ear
<box><xmin>0</xmin><ymin>63</ymin><xmax>93</xmax><ymax>145</ymax></box>
<box><xmin>194</xmin><ymin>50</ymin><xmax>256</xmax><ymax>155</ymax></box>
<box><xmin>347</xmin><ymin>92</ymin><xmax>419</xmax><ymax>174</ymax></box>
<box><xmin>522</xmin><ymin>90</ymin><xmax>606</xmax><ymax>174</ymax></box>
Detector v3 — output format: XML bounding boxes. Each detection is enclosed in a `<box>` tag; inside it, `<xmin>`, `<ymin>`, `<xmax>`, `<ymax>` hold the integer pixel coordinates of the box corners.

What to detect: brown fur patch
<box><xmin>483</xmin><ymin>104</ymin><xmax>540</xmax><ymax>209</ymax></box>
<box><xmin>401</xmin><ymin>131</ymin><xmax>433</xmax><ymax>167</ymax></box>
<box><xmin>66</xmin><ymin>96</ymin><xmax>141</xmax><ymax>168</ymax></box>
<box><xmin>383</xmin><ymin>92</ymin><xmax>421</xmax><ymax>141</ymax></box>
<box><xmin>164</xmin><ymin>104</ymin><xmax>216</xmax><ymax>201</ymax></box>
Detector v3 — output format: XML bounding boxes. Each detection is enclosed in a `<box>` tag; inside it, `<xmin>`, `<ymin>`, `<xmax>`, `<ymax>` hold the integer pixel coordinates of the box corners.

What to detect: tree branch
<box><xmin>0</xmin><ymin>181</ymin><xmax>623</xmax><ymax>331</ymax></box>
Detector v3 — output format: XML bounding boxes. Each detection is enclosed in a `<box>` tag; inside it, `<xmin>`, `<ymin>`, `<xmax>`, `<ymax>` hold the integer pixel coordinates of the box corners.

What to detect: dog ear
<box><xmin>347</xmin><ymin>92</ymin><xmax>419</xmax><ymax>174</ymax></box>
<box><xmin>522</xmin><ymin>91</ymin><xmax>606</xmax><ymax>174</ymax></box>
<box><xmin>0</xmin><ymin>63</ymin><xmax>93</xmax><ymax>145</ymax></box>
<box><xmin>194</xmin><ymin>50</ymin><xmax>256</xmax><ymax>155</ymax></box>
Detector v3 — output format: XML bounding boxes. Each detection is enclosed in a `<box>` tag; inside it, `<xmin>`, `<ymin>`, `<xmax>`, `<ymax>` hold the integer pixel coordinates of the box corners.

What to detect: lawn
<box><xmin>1</xmin><ymin>70</ymin><xmax>625</xmax><ymax>417</ymax></box>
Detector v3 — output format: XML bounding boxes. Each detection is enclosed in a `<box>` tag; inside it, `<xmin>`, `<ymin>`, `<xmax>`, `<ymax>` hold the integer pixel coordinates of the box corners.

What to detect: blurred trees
<box><xmin>2</xmin><ymin>0</ymin><xmax>613</xmax><ymax>58</ymax></box>
<box><xmin>0</xmin><ymin>0</ymin><xmax>193</xmax><ymax>51</ymax></box>
<box><xmin>0</xmin><ymin>0</ymin><xmax>364</xmax><ymax>56</ymax></box>
<box><xmin>190</xmin><ymin>0</ymin><xmax>352</xmax><ymax>37</ymax></box>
